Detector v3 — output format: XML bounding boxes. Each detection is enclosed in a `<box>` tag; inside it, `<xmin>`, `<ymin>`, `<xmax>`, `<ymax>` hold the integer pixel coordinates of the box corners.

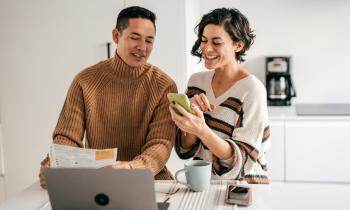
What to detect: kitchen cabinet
<box><xmin>265</xmin><ymin>120</ymin><xmax>285</xmax><ymax>181</ymax></box>
<box><xmin>267</xmin><ymin>107</ymin><xmax>350</xmax><ymax>183</ymax></box>
<box><xmin>0</xmin><ymin>177</ymin><xmax>4</xmax><ymax>204</ymax></box>
<box><xmin>0</xmin><ymin>124</ymin><xmax>5</xmax><ymax>203</ymax></box>
<box><xmin>285</xmin><ymin>119</ymin><xmax>350</xmax><ymax>183</ymax></box>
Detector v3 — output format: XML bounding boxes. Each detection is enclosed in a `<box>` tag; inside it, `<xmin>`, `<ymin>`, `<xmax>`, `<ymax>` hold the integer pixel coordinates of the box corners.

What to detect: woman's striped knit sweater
<box><xmin>176</xmin><ymin>71</ymin><xmax>271</xmax><ymax>184</ymax></box>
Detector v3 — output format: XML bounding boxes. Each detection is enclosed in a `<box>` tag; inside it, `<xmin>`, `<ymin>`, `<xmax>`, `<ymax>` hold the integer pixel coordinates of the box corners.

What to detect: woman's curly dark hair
<box><xmin>191</xmin><ymin>8</ymin><xmax>255</xmax><ymax>63</ymax></box>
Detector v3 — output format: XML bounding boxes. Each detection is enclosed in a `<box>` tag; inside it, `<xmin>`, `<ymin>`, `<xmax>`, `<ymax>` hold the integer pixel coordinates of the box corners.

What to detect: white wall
<box><xmin>1</xmin><ymin>0</ymin><xmax>350</xmax><ymax>200</ymax></box>
<box><xmin>197</xmin><ymin>0</ymin><xmax>350</xmax><ymax>103</ymax></box>
<box><xmin>184</xmin><ymin>0</ymin><xmax>203</xmax><ymax>80</ymax></box>
<box><xmin>125</xmin><ymin>0</ymin><xmax>188</xmax><ymax>92</ymax></box>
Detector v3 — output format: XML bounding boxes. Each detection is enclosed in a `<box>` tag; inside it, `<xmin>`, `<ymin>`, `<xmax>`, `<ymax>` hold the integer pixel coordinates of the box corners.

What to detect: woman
<box><xmin>169</xmin><ymin>8</ymin><xmax>270</xmax><ymax>183</ymax></box>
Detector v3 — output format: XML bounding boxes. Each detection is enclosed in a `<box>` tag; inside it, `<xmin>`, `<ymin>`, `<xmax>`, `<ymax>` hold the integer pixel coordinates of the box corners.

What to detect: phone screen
<box><xmin>226</xmin><ymin>185</ymin><xmax>251</xmax><ymax>206</ymax></box>
<box><xmin>230</xmin><ymin>186</ymin><xmax>249</xmax><ymax>194</ymax></box>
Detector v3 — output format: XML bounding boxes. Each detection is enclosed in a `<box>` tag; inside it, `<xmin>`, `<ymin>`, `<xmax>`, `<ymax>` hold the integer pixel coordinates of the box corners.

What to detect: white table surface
<box><xmin>1</xmin><ymin>181</ymin><xmax>350</xmax><ymax>210</ymax></box>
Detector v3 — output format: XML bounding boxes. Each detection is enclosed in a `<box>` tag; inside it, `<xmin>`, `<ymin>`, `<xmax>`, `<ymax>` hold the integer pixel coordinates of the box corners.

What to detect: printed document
<box><xmin>49</xmin><ymin>144</ymin><xmax>117</xmax><ymax>168</ymax></box>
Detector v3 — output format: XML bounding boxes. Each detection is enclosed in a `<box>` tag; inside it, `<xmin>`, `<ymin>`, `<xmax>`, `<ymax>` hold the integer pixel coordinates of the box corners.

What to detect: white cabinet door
<box><xmin>285</xmin><ymin>120</ymin><xmax>350</xmax><ymax>182</ymax></box>
<box><xmin>0</xmin><ymin>125</ymin><xmax>4</xmax><ymax>203</ymax></box>
<box><xmin>0</xmin><ymin>177</ymin><xmax>5</xmax><ymax>204</ymax></box>
<box><xmin>265</xmin><ymin>120</ymin><xmax>285</xmax><ymax>181</ymax></box>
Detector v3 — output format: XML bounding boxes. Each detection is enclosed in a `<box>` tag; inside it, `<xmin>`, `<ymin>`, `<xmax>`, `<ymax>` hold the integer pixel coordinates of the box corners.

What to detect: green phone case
<box><xmin>167</xmin><ymin>93</ymin><xmax>193</xmax><ymax>115</ymax></box>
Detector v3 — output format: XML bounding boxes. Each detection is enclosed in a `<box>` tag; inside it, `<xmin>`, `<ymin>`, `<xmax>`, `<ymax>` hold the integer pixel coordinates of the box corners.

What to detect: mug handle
<box><xmin>175</xmin><ymin>169</ymin><xmax>188</xmax><ymax>186</ymax></box>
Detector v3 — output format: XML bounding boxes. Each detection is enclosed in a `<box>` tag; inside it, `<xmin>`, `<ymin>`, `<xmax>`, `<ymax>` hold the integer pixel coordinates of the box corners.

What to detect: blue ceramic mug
<box><xmin>175</xmin><ymin>160</ymin><xmax>212</xmax><ymax>192</ymax></box>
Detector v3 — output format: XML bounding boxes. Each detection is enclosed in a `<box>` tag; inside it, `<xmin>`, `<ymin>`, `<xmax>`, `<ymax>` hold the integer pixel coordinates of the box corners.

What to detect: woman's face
<box><xmin>200</xmin><ymin>24</ymin><xmax>241</xmax><ymax>70</ymax></box>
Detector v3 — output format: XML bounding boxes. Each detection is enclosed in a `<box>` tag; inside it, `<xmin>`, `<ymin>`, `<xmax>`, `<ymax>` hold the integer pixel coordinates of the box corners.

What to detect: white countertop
<box><xmin>1</xmin><ymin>181</ymin><xmax>350</xmax><ymax>210</ymax></box>
<box><xmin>268</xmin><ymin>106</ymin><xmax>350</xmax><ymax>120</ymax></box>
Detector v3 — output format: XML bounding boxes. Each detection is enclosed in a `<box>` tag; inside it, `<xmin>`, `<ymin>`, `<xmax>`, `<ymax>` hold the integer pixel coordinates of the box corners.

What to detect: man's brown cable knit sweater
<box><xmin>41</xmin><ymin>53</ymin><xmax>177</xmax><ymax>179</ymax></box>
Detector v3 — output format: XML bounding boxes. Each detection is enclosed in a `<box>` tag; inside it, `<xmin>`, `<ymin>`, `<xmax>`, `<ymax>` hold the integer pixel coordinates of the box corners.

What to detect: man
<box><xmin>39</xmin><ymin>6</ymin><xmax>177</xmax><ymax>188</ymax></box>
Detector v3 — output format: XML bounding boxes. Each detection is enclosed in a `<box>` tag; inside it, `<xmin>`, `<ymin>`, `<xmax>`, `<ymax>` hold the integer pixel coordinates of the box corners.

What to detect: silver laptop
<box><xmin>44</xmin><ymin>168</ymin><xmax>166</xmax><ymax>210</ymax></box>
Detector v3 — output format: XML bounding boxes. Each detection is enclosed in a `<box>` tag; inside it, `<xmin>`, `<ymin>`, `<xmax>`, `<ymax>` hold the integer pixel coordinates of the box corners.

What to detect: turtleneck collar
<box><xmin>110</xmin><ymin>51</ymin><xmax>146</xmax><ymax>79</ymax></box>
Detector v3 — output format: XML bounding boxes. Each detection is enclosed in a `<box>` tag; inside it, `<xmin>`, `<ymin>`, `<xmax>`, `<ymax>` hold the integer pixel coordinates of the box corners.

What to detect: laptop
<box><xmin>44</xmin><ymin>168</ymin><xmax>168</xmax><ymax>210</ymax></box>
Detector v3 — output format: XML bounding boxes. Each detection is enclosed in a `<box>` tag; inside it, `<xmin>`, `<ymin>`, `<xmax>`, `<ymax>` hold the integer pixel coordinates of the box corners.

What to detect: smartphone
<box><xmin>167</xmin><ymin>93</ymin><xmax>193</xmax><ymax>115</ymax></box>
<box><xmin>225</xmin><ymin>184</ymin><xmax>252</xmax><ymax>206</ymax></box>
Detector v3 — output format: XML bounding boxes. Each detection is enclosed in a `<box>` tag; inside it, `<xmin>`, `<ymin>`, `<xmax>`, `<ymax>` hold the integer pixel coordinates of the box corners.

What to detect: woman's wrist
<box><xmin>196</xmin><ymin>124</ymin><xmax>212</xmax><ymax>142</ymax></box>
<box><xmin>181</xmin><ymin>131</ymin><xmax>197</xmax><ymax>149</ymax></box>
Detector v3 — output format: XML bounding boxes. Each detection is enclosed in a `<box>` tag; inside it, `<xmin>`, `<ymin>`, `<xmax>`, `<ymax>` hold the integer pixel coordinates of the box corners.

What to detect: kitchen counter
<box><xmin>268</xmin><ymin>106</ymin><xmax>350</xmax><ymax>120</ymax></box>
<box><xmin>1</xmin><ymin>181</ymin><xmax>350</xmax><ymax>210</ymax></box>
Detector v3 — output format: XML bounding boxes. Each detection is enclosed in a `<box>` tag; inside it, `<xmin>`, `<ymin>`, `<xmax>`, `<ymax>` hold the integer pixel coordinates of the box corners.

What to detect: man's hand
<box><xmin>38</xmin><ymin>161</ymin><xmax>50</xmax><ymax>189</ymax></box>
<box><xmin>104</xmin><ymin>161</ymin><xmax>131</xmax><ymax>169</ymax></box>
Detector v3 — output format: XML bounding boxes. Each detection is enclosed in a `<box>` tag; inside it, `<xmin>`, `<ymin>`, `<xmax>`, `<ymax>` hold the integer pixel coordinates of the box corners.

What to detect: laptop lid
<box><xmin>44</xmin><ymin>168</ymin><xmax>158</xmax><ymax>210</ymax></box>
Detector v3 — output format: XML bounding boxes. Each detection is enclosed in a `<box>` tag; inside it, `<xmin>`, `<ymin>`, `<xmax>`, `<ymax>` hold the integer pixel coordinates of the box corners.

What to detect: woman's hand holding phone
<box><xmin>168</xmin><ymin>93</ymin><xmax>211</xmax><ymax>139</ymax></box>
<box><xmin>167</xmin><ymin>93</ymin><xmax>193</xmax><ymax>115</ymax></box>
<box><xmin>167</xmin><ymin>93</ymin><xmax>216</xmax><ymax>115</ymax></box>
<box><xmin>169</xmin><ymin>102</ymin><xmax>208</xmax><ymax>137</ymax></box>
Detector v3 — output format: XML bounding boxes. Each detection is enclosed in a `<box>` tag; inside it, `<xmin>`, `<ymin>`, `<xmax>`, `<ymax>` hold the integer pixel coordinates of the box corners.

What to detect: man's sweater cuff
<box><xmin>40</xmin><ymin>155</ymin><xmax>50</xmax><ymax>166</ymax></box>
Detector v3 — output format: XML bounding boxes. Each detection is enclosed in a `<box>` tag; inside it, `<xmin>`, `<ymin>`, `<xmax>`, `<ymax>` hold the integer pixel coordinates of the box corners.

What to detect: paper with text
<box><xmin>49</xmin><ymin>144</ymin><xmax>118</xmax><ymax>168</ymax></box>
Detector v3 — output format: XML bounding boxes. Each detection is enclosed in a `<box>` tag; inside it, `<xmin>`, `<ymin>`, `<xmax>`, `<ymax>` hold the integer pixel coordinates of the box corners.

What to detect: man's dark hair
<box><xmin>116</xmin><ymin>6</ymin><xmax>156</xmax><ymax>32</ymax></box>
<box><xmin>191</xmin><ymin>8</ymin><xmax>255</xmax><ymax>63</ymax></box>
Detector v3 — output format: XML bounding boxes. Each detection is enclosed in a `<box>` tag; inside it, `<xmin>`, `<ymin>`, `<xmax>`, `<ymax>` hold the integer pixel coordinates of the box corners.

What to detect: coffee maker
<box><xmin>266</xmin><ymin>57</ymin><xmax>296</xmax><ymax>106</ymax></box>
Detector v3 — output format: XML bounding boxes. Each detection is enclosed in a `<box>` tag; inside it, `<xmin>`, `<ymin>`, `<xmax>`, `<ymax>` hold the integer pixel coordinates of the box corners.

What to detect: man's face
<box><xmin>113</xmin><ymin>18</ymin><xmax>156</xmax><ymax>67</ymax></box>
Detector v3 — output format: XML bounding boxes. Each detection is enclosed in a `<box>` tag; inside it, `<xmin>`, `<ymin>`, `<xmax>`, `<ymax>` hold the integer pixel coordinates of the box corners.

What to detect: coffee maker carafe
<box><xmin>266</xmin><ymin>57</ymin><xmax>296</xmax><ymax>106</ymax></box>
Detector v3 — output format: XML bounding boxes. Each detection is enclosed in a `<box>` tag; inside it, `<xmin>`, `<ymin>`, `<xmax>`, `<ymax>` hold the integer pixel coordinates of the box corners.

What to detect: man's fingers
<box><xmin>40</xmin><ymin>183</ymin><xmax>47</xmax><ymax>189</ymax></box>
<box><xmin>111</xmin><ymin>161</ymin><xmax>131</xmax><ymax>169</ymax></box>
<box><xmin>39</xmin><ymin>176</ymin><xmax>47</xmax><ymax>189</ymax></box>
<box><xmin>39</xmin><ymin>161</ymin><xmax>50</xmax><ymax>189</ymax></box>
<box><xmin>39</xmin><ymin>179</ymin><xmax>45</xmax><ymax>185</ymax></box>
